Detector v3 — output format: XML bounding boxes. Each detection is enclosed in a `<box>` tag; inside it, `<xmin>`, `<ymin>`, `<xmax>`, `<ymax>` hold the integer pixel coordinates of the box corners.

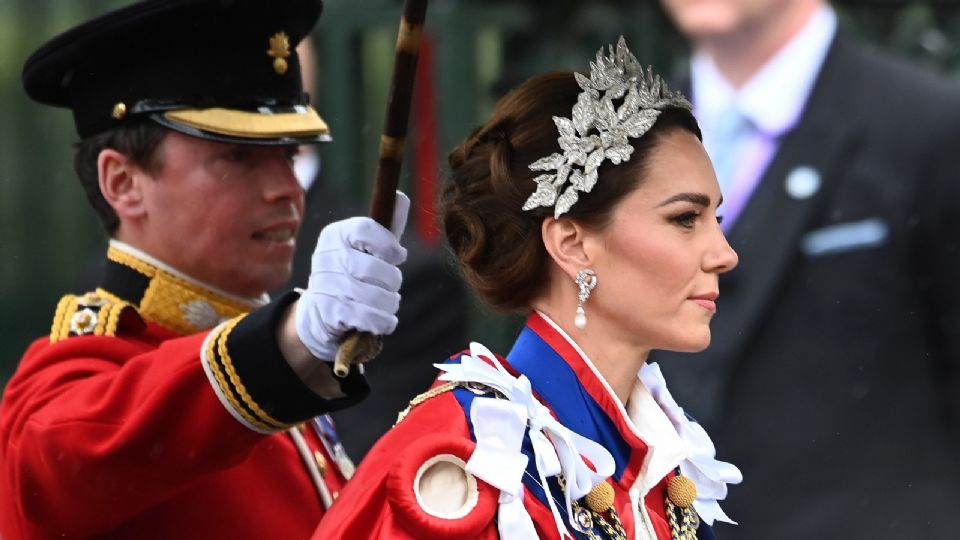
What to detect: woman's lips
<box><xmin>689</xmin><ymin>292</ymin><xmax>718</xmax><ymax>312</ymax></box>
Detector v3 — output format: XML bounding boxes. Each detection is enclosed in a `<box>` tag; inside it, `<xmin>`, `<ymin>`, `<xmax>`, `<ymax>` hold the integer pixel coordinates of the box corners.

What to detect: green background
<box><xmin>1</xmin><ymin>0</ymin><xmax>958</xmax><ymax>388</ymax></box>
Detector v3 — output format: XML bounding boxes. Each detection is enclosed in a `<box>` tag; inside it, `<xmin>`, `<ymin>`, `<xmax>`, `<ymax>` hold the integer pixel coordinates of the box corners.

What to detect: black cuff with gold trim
<box><xmin>203</xmin><ymin>291</ymin><xmax>369</xmax><ymax>432</ymax></box>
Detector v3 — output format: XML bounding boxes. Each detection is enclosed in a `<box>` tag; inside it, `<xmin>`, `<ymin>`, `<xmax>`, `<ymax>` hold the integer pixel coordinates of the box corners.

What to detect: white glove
<box><xmin>295</xmin><ymin>192</ymin><xmax>410</xmax><ymax>361</ymax></box>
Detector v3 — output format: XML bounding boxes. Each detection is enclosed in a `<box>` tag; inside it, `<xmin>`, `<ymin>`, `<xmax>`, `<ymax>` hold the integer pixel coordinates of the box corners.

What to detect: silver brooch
<box><xmin>522</xmin><ymin>36</ymin><xmax>692</xmax><ymax>218</ymax></box>
<box><xmin>181</xmin><ymin>299</ymin><xmax>223</xmax><ymax>330</ymax></box>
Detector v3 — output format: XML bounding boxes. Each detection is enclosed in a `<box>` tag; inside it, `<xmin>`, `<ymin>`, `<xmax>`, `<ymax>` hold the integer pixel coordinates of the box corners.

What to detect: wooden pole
<box><xmin>333</xmin><ymin>0</ymin><xmax>429</xmax><ymax>377</ymax></box>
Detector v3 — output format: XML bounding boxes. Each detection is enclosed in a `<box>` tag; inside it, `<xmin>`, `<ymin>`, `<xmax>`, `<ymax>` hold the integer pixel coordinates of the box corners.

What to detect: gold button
<box><xmin>585</xmin><ymin>480</ymin><xmax>615</xmax><ymax>512</ymax></box>
<box><xmin>112</xmin><ymin>102</ymin><xmax>127</xmax><ymax>120</ymax></box>
<box><xmin>667</xmin><ymin>475</ymin><xmax>698</xmax><ymax>509</ymax></box>
<box><xmin>313</xmin><ymin>450</ymin><xmax>328</xmax><ymax>476</ymax></box>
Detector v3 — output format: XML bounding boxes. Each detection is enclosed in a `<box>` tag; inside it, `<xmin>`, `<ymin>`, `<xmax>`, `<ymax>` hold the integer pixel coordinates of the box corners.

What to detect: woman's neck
<box><xmin>534</xmin><ymin>306</ymin><xmax>649</xmax><ymax>405</ymax></box>
<box><xmin>580</xmin><ymin>331</ymin><xmax>650</xmax><ymax>406</ymax></box>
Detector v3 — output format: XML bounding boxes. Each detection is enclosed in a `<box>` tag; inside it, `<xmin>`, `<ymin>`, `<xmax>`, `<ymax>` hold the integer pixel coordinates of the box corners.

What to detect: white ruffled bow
<box><xmin>639</xmin><ymin>362</ymin><xmax>743</xmax><ymax>525</ymax></box>
<box><xmin>437</xmin><ymin>342</ymin><xmax>615</xmax><ymax>540</ymax></box>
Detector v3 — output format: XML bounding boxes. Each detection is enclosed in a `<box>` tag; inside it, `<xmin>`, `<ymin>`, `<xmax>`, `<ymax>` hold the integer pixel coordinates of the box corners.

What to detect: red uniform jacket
<box><xmin>0</xmin><ymin>243</ymin><xmax>367</xmax><ymax>539</ymax></box>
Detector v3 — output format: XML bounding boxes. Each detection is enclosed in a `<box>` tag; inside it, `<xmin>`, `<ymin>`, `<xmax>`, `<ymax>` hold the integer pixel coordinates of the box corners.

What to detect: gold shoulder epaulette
<box><xmin>395</xmin><ymin>381</ymin><xmax>501</xmax><ymax>426</ymax></box>
<box><xmin>50</xmin><ymin>291</ymin><xmax>144</xmax><ymax>342</ymax></box>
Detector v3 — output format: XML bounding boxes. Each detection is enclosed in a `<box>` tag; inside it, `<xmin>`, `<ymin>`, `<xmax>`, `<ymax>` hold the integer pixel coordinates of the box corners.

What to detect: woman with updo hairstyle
<box><xmin>314</xmin><ymin>38</ymin><xmax>742</xmax><ymax>540</ymax></box>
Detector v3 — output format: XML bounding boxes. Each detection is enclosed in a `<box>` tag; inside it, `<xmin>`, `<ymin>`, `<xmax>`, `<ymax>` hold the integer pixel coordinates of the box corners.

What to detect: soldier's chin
<box><xmin>244</xmin><ymin>261</ymin><xmax>295</xmax><ymax>296</ymax></box>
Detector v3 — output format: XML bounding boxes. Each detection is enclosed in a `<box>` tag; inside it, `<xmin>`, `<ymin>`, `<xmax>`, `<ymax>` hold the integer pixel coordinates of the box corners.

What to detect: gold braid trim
<box><xmin>559</xmin><ymin>474</ymin><xmax>626</xmax><ymax>539</ymax></box>
<box><xmin>50</xmin><ymin>295</ymin><xmax>77</xmax><ymax>342</ymax></box>
<box><xmin>395</xmin><ymin>381</ymin><xmax>461</xmax><ymax>425</ymax></box>
<box><xmin>93</xmin><ymin>302</ymin><xmax>109</xmax><ymax>336</ymax></box>
<box><xmin>213</xmin><ymin>316</ymin><xmax>291</xmax><ymax>431</ymax></box>
<box><xmin>595</xmin><ymin>508</ymin><xmax>627</xmax><ymax>540</ymax></box>
<box><xmin>107</xmin><ymin>245</ymin><xmax>254</xmax><ymax>335</ymax></box>
<box><xmin>579</xmin><ymin>506</ymin><xmax>627</xmax><ymax>540</ymax></box>
<box><xmin>203</xmin><ymin>319</ymin><xmax>276</xmax><ymax>432</ymax></box>
<box><xmin>665</xmin><ymin>498</ymin><xmax>699</xmax><ymax>540</ymax></box>
<box><xmin>95</xmin><ymin>288</ymin><xmax>124</xmax><ymax>305</ymax></box>
<box><xmin>49</xmin><ymin>293</ymin><xmax>135</xmax><ymax>343</ymax></box>
<box><xmin>104</xmin><ymin>302</ymin><xmax>125</xmax><ymax>336</ymax></box>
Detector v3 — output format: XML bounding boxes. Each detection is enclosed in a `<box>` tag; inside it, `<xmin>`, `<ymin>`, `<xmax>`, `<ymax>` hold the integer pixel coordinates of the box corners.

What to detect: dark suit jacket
<box><xmin>285</xmin><ymin>179</ymin><xmax>469</xmax><ymax>459</ymax></box>
<box><xmin>656</xmin><ymin>31</ymin><xmax>960</xmax><ymax>539</ymax></box>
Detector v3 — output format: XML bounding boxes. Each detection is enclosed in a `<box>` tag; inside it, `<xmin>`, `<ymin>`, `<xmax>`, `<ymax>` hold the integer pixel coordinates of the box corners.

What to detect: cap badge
<box><xmin>111</xmin><ymin>102</ymin><xmax>127</xmax><ymax>120</ymax></box>
<box><xmin>267</xmin><ymin>31</ymin><xmax>291</xmax><ymax>75</ymax></box>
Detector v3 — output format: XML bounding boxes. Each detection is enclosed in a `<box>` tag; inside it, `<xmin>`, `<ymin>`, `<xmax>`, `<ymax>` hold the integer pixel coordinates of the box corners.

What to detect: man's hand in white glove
<box><xmin>275</xmin><ymin>192</ymin><xmax>408</xmax><ymax>396</ymax></box>
<box><xmin>294</xmin><ymin>192</ymin><xmax>409</xmax><ymax>361</ymax></box>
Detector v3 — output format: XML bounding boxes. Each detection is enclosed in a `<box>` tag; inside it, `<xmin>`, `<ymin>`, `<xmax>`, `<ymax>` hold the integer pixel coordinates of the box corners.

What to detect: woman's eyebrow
<box><xmin>655</xmin><ymin>192</ymin><xmax>712</xmax><ymax>208</ymax></box>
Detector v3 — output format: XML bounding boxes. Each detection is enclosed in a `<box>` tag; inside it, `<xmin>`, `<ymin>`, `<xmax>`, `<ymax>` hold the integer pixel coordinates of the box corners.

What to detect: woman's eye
<box><xmin>717</xmin><ymin>214</ymin><xmax>725</xmax><ymax>226</ymax></box>
<box><xmin>671</xmin><ymin>211</ymin><xmax>699</xmax><ymax>228</ymax></box>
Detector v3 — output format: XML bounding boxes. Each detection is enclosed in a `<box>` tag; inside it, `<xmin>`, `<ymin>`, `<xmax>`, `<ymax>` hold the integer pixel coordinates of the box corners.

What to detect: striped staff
<box><xmin>333</xmin><ymin>0</ymin><xmax>429</xmax><ymax>377</ymax></box>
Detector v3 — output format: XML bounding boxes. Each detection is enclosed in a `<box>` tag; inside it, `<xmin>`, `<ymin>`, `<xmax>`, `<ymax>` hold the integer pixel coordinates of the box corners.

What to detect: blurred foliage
<box><xmin>1</xmin><ymin>0</ymin><xmax>958</xmax><ymax>386</ymax></box>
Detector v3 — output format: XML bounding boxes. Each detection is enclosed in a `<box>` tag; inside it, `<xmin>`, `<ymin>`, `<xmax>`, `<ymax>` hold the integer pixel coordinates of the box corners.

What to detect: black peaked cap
<box><xmin>22</xmin><ymin>0</ymin><xmax>329</xmax><ymax>145</ymax></box>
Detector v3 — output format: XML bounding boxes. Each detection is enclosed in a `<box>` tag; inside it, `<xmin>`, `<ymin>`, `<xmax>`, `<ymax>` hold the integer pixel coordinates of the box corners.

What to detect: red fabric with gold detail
<box><xmin>315</xmin><ymin>390</ymin><xmax>500</xmax><ymax>539</ymax></box>
<box><xmin>0</xmin><ymin>320</ymin><xmax>345</xmax><ymax>540</ymax></box>
<box><xmin>315</xmin><ymin>310</ymin><xmax>693</xmax><ymax>540</ymax></box>
<box><xmin>314</xmin><ymin>387</ymin><xmax>672</xmax><ymax>540</ymax></box>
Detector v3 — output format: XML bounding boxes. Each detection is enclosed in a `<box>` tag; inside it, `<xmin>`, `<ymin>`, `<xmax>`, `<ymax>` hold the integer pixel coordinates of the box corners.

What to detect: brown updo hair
<box><xmin>442</xmin><ymin>70</ymin><xmax>701</xmax><ymax>312</ymax></box>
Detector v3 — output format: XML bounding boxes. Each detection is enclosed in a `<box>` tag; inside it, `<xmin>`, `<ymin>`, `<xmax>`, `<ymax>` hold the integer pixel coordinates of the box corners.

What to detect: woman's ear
<box><xmin>541</xmin><ymin>217</ymin><xmax>595</xmax><ymax>280</ymax></box>
<box><xmin>98</xmin><ymin>148</ymin><xmax>146</xmax><ymax>221</ymax></box>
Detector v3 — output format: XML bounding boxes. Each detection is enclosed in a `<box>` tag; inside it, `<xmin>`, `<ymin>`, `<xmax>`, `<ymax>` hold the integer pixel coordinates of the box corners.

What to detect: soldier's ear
<box><xmin>98</xmin><ymin>148</ymin><xmax>146</xmax><ymax>221</ymax></box>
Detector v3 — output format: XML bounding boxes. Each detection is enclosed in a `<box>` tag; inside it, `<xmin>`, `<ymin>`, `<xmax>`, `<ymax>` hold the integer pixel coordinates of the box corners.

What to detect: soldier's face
<box><xmin>661</xmin><ymin>0</ymin><xmax>802</xmax><ymax>40</ymax></box>
<box><xmin>137</xmin><ymin>131</ymin><xmax>304</xmax><ymax>297</ymax></box>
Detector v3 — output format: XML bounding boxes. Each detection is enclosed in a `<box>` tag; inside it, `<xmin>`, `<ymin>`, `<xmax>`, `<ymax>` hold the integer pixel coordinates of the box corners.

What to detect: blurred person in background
<box><xmin>315</xmin><ymin>38</ymin><xmax>742</xmax><ymax>540</ymax></box>
<box><xmin>655</xmin><ymin>0</ymin><xmax>960</xmax><ymax>537</ymax></box>
<box><xmin>0</xmin><ymin>0</ymin><xmax>409</xmax><ymax>538</ymax></box>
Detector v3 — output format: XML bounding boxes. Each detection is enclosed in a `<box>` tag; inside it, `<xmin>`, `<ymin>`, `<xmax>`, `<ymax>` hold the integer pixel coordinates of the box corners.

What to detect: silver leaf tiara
<box><xmin>522</xmin><ymin>36</ymin><xmax>693</xmax><ymax>218</ymax></box>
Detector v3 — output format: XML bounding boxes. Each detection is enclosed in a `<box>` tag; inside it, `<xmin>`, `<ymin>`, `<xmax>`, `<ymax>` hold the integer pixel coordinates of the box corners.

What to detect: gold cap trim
<box><xmin>163</xmin><ymin>106</ymin><xmax>330</xmax><ymax>140</ymax></box>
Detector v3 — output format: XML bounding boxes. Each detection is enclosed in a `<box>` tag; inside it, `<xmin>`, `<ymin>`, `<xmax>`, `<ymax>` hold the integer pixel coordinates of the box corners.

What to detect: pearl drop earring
<box><xmin>574</xmin><ymin>269</ymin><xmax>598</xmax><ymax>329</ymax></box>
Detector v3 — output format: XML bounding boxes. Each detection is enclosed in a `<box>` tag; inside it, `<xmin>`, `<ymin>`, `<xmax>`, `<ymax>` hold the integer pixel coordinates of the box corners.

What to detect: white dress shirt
<box><xmin>691</xmin><ymin>5</ymin><xmax>838</xmax><ymax>229</ymax></box>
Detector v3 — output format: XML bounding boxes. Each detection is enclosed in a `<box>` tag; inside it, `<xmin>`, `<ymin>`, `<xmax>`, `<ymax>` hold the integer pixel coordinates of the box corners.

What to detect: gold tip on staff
<box><xmin>333</xmin><ymin>0</ymin><xmax>429</xmax><ymax>378</ymax></box>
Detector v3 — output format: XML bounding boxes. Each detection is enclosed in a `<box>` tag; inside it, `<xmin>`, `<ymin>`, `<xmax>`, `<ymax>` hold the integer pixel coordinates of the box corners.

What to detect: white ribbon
<box><xmin>639</xmin><ymin>362</ymin><xmax>743</xmax><ymax>525</ymax></box>
<box><xmin>466</xmin><ymin>398</ymin><xmax>536</xmax><ymax>539</ymax></box>
<box><xmin>438</xmin><ymin>342</ymin><xmax>616</xmax><ymax>540</ymax></box>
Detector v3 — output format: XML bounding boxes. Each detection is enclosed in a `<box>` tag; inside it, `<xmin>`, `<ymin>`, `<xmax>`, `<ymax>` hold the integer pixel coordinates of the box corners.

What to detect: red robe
<box><xmin>314</xmin><ymin>313</ymin><xmax>711</xmax><ymax>540</ymax></box>
<box><xmin>0</xmin><ymin>244</ymin><xmax>367</xmax><ymax>539</ymax></box>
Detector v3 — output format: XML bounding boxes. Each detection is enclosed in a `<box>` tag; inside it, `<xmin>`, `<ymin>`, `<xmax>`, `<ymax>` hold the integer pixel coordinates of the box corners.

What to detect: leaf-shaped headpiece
<box><xmin>522</xmin><ymin>36</ymin><xmax>692</xmax><ymax>218</ymax></box>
